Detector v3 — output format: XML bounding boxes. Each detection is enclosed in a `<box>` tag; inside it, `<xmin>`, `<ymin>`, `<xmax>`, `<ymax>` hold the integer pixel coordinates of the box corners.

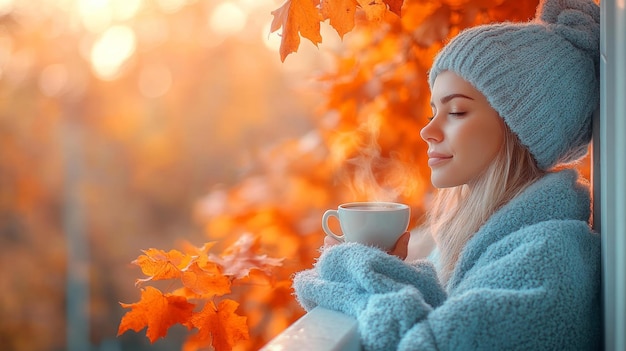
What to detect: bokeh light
<box><xmin>156</xmin><ymin>0</ymin><xmax>187</xmax><ymax>14</ymax></box>
<box><xmin>0</xmin><ymin>0</ymin><xmax>14</xmax><ymax>16</ymax></box>
<box><xmin>78</xmin><ymin>0</ymin><xmax>113</xmax><ymax>33</ymax></box>
<box><xmin>209</xmin><ymin>1</ymin><xmax>247</xmax><ymax>37</ymax></box>
<box><xmin>90</xmin><ymin>25</ymin><xmax>136</xmax><ymax>80</ymax></box>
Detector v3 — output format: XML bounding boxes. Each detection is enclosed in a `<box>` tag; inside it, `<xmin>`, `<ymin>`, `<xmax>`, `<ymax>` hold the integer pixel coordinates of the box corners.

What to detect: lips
<box><xmin>427</xmin><ymin>151</ymin><xmax>452</xmax><ymax>167</ymax></box>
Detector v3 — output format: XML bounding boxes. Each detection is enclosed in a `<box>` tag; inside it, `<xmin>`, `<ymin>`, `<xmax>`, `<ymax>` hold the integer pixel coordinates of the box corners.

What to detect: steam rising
<box><xmin>334</xmin><ymin>112</ymin><xmax>425</xmax><ymax>203</ymax></box>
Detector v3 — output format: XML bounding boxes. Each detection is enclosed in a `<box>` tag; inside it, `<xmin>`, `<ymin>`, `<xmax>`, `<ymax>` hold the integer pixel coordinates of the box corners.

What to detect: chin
<box><xmin>431</xmin><ymin>179</ymin><xmax>458</xmax><ymax>189</ymax></box>
<box><xmin>430</xmin><ymin>172</ymin><xmax>466</xmax><ymax>188</ymax></box>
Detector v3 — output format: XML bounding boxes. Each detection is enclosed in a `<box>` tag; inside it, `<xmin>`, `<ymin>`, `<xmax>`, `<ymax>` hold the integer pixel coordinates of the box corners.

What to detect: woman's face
<box><xmin>420</xmin><ymin>71</ymin><xmax>505</xmax><ymax>188</ymax></box>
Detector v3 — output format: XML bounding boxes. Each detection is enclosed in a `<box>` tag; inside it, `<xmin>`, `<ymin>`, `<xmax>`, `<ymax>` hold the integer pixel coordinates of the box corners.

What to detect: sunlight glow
<box><xmin>156</xmin><ymin>0</ymin><xmax>186</xmax><ymax>13</ymax></box>
<box><xmin>78</xmin><ymin>0</ymin><xmax>113</xmax><ymax>33</ymax></box>
<box><xmin>110</xmin><ymin>0</ymin><xmax>142</xmax><ymax>21</ymax></box>
<box><xmin>262</xmin><ymin>21</ymin><xmax>281</xmax><ymax>52</ymax></box>
<box><xmin>90</xmin><ymin>25</ymin><xmax>136</xmax><ymax>80</ymax></box>
<box><xmin>209</xmin><ymin>2</ymin><xmax>247</xmax><ymax>36</ymax></box>
<box><xmin>77</xmin><ymin>0</ymin><xmax>142</xmax><ymax>32</ymax></box>
<box><xmin>0</xmin><ymin>0</ymin><xmax>14</xmax><ymax>16</ymax></box>
<box><xmin>236</xmin><ymin>0</ymin><xmax>260</xmax><ymax>10</ymax></box>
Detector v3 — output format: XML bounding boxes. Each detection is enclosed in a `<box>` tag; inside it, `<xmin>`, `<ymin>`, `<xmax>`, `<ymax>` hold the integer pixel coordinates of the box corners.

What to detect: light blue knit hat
<box><xmin>428</xmin><ymin>0</ymin><xmax>600</xmax><ymax>170</ymax></box>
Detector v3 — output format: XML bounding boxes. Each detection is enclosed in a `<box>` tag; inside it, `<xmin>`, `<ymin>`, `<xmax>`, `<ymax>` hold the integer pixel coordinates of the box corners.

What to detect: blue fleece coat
<box><xmin>293</xmin><ymin>170</ymin><xmax>601</xmax><ymax>350</ymax></box>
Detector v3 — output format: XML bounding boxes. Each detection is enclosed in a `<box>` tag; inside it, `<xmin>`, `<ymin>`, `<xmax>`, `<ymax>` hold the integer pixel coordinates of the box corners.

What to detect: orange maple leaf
<box><xmin>209</xmin><ymin>233</ymin><xmax>283</xmax><ymax>279</ymax></box>
<box><xmin>184</xmin><ymin>300</ymin><xmax>249</xmax><ymax>351</ymax></box>
<box><xmin>133</xmin><ymin>248</ymin><xmax>192</xmax><ymax>285</ymax></box>
<box><xmin>178</xmin><ymin>241</ymin><xmax>219</xmax><ymax>269</ymax></box>
<box><xmin>181</xmin><ymin>262</ymin><xmax>232</xmax><ymax>297</ymax></box>
<box><xmin>357</xmin><ymin>0</ymin><xmax>387</xmax><ymax>22</ymax></box>
<box><xmin>118</xmin><ymin>286</ymin><xmax>195</xmax><ymax>343</ymax></box>
<box><xmin>178</xmin><ymin>241</ymin><xmax>216</xmax><ymax>257</ymax></box>
<box><xmin>270</xmin><ymin>0</ymin><xmax>323</xmax><ymax>62</ymax></box>
<box><xmin>384</xmin><ymin>0</ymin><xmax>403</xmax><ymax>16</ymax></box>
<box><xmin>321</xmin><ymin>0</ymin><xmax>357</xmax><ymax>38</ymax></box>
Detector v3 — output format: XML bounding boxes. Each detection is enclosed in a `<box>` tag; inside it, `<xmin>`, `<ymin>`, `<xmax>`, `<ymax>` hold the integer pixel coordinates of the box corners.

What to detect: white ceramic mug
<box><xmin>322</xmin><ymin>202</ymin><xmax>410</xmax><ymax>251</ymax></box>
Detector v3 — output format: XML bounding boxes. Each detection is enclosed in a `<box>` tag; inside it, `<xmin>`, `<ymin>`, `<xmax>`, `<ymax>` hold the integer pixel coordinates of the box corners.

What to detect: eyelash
<box><xmin>426</xmin><ymin>112</ymin><xmax>466</xmax><ymax>122</ymax></box>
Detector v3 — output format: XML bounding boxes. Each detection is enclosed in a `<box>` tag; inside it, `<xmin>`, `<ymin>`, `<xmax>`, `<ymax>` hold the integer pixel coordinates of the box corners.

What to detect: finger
<box><xmin>323</xmin><ymin>235</ymin><xmax>342</xmax><ymax>248</ymax></box>
<box><xmin>389</xmin><ymin>231</ymin><xmax>410</xmax><ymax>260</ymax></box>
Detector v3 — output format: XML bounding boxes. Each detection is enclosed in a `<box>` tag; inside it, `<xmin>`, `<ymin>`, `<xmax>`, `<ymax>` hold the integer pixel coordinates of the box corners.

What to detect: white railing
<box><xmin>260</xmin><ymin>307</ymin><xmax>361</xmax><ymax>351</ymax></box>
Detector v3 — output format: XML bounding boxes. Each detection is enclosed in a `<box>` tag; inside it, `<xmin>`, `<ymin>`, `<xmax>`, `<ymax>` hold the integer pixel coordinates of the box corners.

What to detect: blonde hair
<box><xmin>426</xmin><ymin>124</ymin><xmax>545</xmax><ymax>285</ymax></box>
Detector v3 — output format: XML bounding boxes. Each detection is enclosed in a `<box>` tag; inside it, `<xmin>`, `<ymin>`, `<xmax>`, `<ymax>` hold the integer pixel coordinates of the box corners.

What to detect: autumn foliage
<box><xmin>270</xmin><ymin>0</ymin><xmax>403</xmax><ymax>61</ymax></box>
<box><xmin>118</xmin><ymin>235</ymin><xmax>282</xmax><ymax>350</ymax></box>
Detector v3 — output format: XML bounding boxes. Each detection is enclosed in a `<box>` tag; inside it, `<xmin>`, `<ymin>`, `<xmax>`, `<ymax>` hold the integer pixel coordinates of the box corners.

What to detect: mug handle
<box><xmin>322</xmin><ymin>210</ymin><xmax>345</xmax><ymax>242</ymax></box>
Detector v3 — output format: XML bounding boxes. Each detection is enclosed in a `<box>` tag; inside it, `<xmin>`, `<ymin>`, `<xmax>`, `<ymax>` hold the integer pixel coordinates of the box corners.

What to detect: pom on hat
<box><xmin>539</xmin><ymin>0</ymin><xmax>600</xmax><ymax>61</ymax></box>
<box><xmin>428</xmin><ymin>0</ymin><xmax>600</xmax><ymax>170</ymax></box>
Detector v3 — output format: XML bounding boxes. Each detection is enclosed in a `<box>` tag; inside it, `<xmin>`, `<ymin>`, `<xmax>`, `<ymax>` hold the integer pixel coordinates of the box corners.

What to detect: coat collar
<box><xmin>447</xmin><ymin>169</ymin><xmax>591</xmax><ymax>290</ymax></box>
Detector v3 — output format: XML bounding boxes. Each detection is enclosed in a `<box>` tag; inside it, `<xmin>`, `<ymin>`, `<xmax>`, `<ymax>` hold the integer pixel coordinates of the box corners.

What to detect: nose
<box><xmin>420</xmin><ymin>116</ymin><xmax>442</xmax><ymax>142</ymax></box>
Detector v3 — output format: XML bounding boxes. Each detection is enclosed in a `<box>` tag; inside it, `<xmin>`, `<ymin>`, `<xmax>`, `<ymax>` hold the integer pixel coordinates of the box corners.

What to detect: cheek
<box><xmin>454</xmin><ymin>119</ymin><xmax>504</xmax><ymax>163</ymax></box>
<box><xmin>473</xmin><ymin>124</ymin><xmax>504</xmax><ymax>160</ymax></box>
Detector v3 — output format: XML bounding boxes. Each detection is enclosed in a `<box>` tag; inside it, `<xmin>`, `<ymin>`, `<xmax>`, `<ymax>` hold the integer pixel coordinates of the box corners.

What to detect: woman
<box><xmin>293</xmin><ymin>0</ymin><xmax>602</xmax><ymax>349</ymax></box>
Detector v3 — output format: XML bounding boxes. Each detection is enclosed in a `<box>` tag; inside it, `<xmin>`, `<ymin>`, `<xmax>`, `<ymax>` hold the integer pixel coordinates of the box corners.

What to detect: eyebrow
<box><xmin>430</xmin><ymin>93</ymin><xmax>474</xmax><ymax>106</ymax></box>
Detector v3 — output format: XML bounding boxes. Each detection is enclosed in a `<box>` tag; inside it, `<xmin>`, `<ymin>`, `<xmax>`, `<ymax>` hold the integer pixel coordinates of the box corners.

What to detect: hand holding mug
<box><xmin>324</xmin><ymin>231</ymin><xmax>411</xmax><ymax>259</ymax></box>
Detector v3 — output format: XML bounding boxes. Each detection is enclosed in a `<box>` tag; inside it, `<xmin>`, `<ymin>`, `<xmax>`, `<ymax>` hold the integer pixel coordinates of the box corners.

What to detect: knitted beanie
<box><xmin>428</xmin><ymin>0</ymin><xmax>600</xmax><ymax>170</ymax></box>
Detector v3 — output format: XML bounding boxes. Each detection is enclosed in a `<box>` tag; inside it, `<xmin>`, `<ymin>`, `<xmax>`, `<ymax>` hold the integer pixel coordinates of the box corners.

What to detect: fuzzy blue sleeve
<box><xmin>293</xmin><ymin>243</ymin><xmax>447</xmax><ymax>350</ymax></box>
<box><xmin>293</xmin><ymin>220</ymin><xmax>601</xmax><ymax>351</ymax></box>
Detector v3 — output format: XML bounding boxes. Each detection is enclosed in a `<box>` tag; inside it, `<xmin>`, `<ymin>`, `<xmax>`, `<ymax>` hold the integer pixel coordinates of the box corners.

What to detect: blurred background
<box><xmin>2</xmin><ymin>0</ymin><xmax>588</xmax><ymax>350</ymax></box>
<box><xmin>0</xmin><ymin>0</ymin><xmax>338</xmax><ymax>350</ymax></box>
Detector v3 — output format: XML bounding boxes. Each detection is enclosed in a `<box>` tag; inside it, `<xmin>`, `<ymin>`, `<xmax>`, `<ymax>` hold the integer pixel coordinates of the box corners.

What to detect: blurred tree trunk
<box><xmin>62</xmin><ymin>103</ymin><xmax>90</xmax><ymax>351</ymax></box>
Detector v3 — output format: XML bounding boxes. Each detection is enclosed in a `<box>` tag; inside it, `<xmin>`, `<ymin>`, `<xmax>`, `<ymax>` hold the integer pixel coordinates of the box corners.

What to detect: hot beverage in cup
<box><xmin>322</xmin><ymin>202</ymin><xmax>410</xmax><ymax>251</ymax></box>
